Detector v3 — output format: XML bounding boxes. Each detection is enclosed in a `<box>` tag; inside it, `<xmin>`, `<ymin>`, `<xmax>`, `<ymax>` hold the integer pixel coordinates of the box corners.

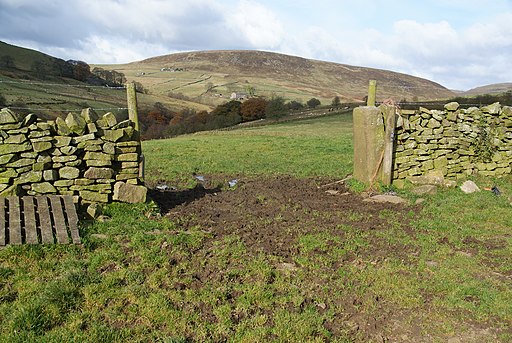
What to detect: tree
<box><xmin>265</xmin><ymin>96</ymin><xmax>287</xmax><ymax>118</ymax></box>
<box><xmin>240</xmin><ymin>97</ymin><xmax>267</xmax><ymax>121</ymax></box>
<box><xmin>67</xmin><ymin>60</ymin><xmax>91</xmax><ymax>81</ymax></box>
<box><xmin>307</xmin><ymin>98</ymin><xmax>321</xmax><ymax>108</ymax></box>
<box><xmin>287</xmin><ymin>100</ymin><xmax>303</xmax><ymax>111</ymax></box>
<box><xmin>0</xmin><ymin>55</ymin><xmax>15</xmax><ymax>69</ymax></box>
<box><xmin>31</xmin><ymin>60</ymin><xmax>48</xmax><ymax>79</ymax></box>
<box><xmin>331</xmin><ymin>96</ymin><xmax>341</xmax><ymax>107</ymax></box>
<box><xmin>211</xmin><ymin>100</ymin><xmax>242</xmax><ymax>127</ymax></box>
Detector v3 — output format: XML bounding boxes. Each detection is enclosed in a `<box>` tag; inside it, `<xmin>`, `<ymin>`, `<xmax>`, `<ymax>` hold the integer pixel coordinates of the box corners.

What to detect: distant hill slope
<box><xmin>99</xmin><ymin>50</ymin><xmax>455</xmax><ymax>106</ymax></box>
<box><xmin>463</xmin><ymin>83</ymin><xmax>512</xmax><ymax>96</ymax></box>
<box><xmin>0</xmin><ymin>41</ymin><xmax>210</xmax><ymax>117</ymax></box>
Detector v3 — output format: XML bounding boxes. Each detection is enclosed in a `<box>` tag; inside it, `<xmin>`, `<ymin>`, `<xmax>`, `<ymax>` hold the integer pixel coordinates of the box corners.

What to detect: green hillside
<box><xmin>98</xmin><ymin>50</ymin><xmax>455</xmax><ymax>108</ymax></box>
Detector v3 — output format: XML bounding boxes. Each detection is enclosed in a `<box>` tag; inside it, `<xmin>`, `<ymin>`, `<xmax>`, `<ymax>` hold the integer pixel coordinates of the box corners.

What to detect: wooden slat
<box><xmin>62</xmin><ymin>196</ymin><xmax>81</xmax><ymax>244</ymax></box>
<box><xmin>36</xmin><ymin>196</ymin><xmax>54</xmax><ymax>244</ymax></box>
<box><xmin>23</xmin><ymin>197</ymin><xmax>39</xmax><ymax>244</ymax></box>
<box><xmin>49</xmin><ymin>196</ymin><xmax>69</xmax><ymax>244</ymax></box>
<box><xmin>8</xmin><ymin>197</ymin><xmax>22</xmax><ymax>245</ymax></box>
<box><xmin>0</xmin><ymin>197</ymin><xmax>5</xmax><ymax>246</ymax></box>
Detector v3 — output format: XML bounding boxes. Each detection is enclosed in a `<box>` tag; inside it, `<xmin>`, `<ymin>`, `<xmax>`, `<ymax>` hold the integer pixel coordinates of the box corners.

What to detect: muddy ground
<box><xmin>147</xmin><ymin>175</ymin><xmax>496</xmax><ymax>342</ymax></box>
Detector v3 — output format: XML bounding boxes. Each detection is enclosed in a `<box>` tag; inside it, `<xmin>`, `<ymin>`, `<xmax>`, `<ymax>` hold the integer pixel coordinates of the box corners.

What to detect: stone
<box><xmin>121</xmin><ymin>161</ymin><xmax>139</xmax><ymax>169</ymax></box>
<box><xmin>444</xmin><ymin>102</ymin><xmax>459</xmax><ymax>111</ymax></box>
<box><xmin>55</xmin><ymin>117</ymin><xmax>71</xmax><ymax>136</ymax></box>
<box><xmin>444</xmin><ymin>180</ymin><xmax>458</xmax><ymax>188</ymax></box>
<box><xmin>412</xmin><ymin>185</ymin><xmax>438</xmax><ymax>195</ymax></box>
<box><xmin>84</xmin><ymin>167</ymin><xmax>114</xmax><ymax>180</ymax></box>
<box><xmin>6</xmin><ymin>158</ymin><xmax>35</xmax><ymax>168</ymax></box>
<box><xmin>408</xmin><ymin>170</ymin><xmax>445</xmax><ymax>186</ymax></box>
<box><xmin>115</xmin><ymin>173</ymin><xmax>139</xmax><ymax>181</ymax></box>
<box><xmin>363</xmin><ymin>194</ymin><xmax>408</xmax><ymax>204</ymax></box>
<box><xmin>0</xmin><ymin>154</ymin><xmax>15</xmax><ymax>165</ymax></box>
<box><xmin>0</xmin><ymin>168</ymin><xmax>18</xmax><ymax>178</ymax></box>
<box><xmin>113</xmin><ymin>182</ymin><xmax>147</xmax><ymax>203</ymax></box>
<box><xmin>32</xmin><ymin>140</ymin><xmax>53</xmax><ymax>153</ymax></box>
<box><xmin>72</xmin><ymin>133</ymin><xmax>96</xmax><ymax>145</ymax></box>
<box><xmin>54</xmin><ymin>180</ymin><xmax>74</xmax><ymax>187</ymax></box>
<box><xmin>0</xmin><ymin>184</ymin><xmax>19</xmax><ymax>197</ymax></box>
<box><xmin>65</xmin><ymin>111</ymin><xmax>87</xmax><ymax>135</ymax></box>
<box><xmin>28</xmin><ymin>130</ymin><xmax>51</xmax><ymax>139</ymax></box>
<box><xmin>54</xmin><ymin>136</ymin><xmax>73</xmax><ymax>147</ymax></box>
<box><xmin>32</xmin><ymin>182</ymin><xmax>57</xmax><ymax>194</ymax></box>
<box><xmin>103</xmin><ymin>142</ymin><xmax>116</xmax><ymax>155</ymax></box>
<box><xmin>86</xmin><ymin>203</ymin><xmax>103</xmax><ymax>219</ymax></box>
<box><xmin>103</xmin><ymin>129</ymin><xmax>125</xmax><ymax>142</ymax></box>
<box><xmin>52</xmin><ymin>155</ymin><xmax>77</xmax><ymax>163</ymax></box>
<box><xmin>84</xmin><ymin>151</ymin><xmax>113</xmax><ymax>161</ymax></box>
<box><xmin>80</xmin><ymin>190</ymin><xmax>109</xmax><ymax>203</ymax></box>
<box><xmin>86</xmin><ymin>159</ymin><xmax>112</xmax><ymax>167</ymax></box>
<box><xmin>0</xmin><ymin>108</ymin><xmax>22</xmax><ymax>124</ymax></box>
<box><xmin>115</xmin><ymin>152</ymin><xmax>139</xmax><ymax>162</ymax></box>
<box><xmin>97</xmin><ymin>112</ymin><xmax>117</xmax><ymax>129</ymax></box>
<box><xmin>112</xmin><ymin>119</ymin><xmax>132</xmax><ymax>129</ymax></box>
<box><xmin>75</xmin><ymin>178</ymin><xmax>94</xmax><ymax>186</ymax></box>
<box><xmin>481</xmin><ymin>102</ymin><xmax>500</xmax><ymax>115</ymax></box>
<box><xmin>5</xmin><ymin>134</ymin><xmax>27</xmax><ymax>144</ymax></box>
<box><xmin>81</xmin><ymin>108</ymin><xmax>99</xmax><ymax>123</ymax></box>
<box><xmin>16</xmin><ymin>171</ymin><xmax>42</xmax><ymax>184</ymax></box>
<box><xmin>460</xmin><ymin>180</ymin><xmax>480</xmax><ymax>194</ymax></box>
<box><xmin>59</xmin><ymin>166</ymin><xmax>80</xmax><ymax>179</ymax></box>
<box><xmin>0</xmin><ymin>142</ymin><xmax>31</xmax><ymax>155</ymax></box>
<box><xmin>60</xmin><ymin>146</ymin><xmax>77</xmax><ymax>155</ymax></box>
<box><xmin>87</xmin><ymin>122</ymin><xmax>98</xmax><ymax>134</ymax></box>
<box><xmin>43</xmin><ymin>169</ymin><xmax>58</xmax><ymax>181</ymax></box>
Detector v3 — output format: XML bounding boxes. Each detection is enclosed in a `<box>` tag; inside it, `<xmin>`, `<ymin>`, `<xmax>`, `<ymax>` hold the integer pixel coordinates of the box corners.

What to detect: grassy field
<box><xmin>0</xmin><ymin>114</ymin><xmax>511</xmax><ymax>342</ymax></box>
<box><xmin>143</xmin><ymin>114</ymin><xmax>353</xmax><ymax>186</ymax></box>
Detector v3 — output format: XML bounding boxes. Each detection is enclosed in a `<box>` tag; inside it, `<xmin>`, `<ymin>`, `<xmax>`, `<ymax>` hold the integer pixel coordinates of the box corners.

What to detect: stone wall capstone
<box><xmin>0</xmin><ymin>107</ymin><xmax>146</xmax><ymax>203</ymax></box>
<box><xmin>392</xmin><ymin>102</ymin><xmax>512</xmax><ymax>187</ymax></box>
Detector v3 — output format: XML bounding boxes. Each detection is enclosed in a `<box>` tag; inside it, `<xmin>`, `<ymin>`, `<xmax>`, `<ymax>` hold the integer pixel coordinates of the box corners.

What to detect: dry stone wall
<box><xmin>0</xmin><ymin>107</ymin><xmax>147</xmax><ymax>203</ymax></box>
<box><xmin>393</xmin><ymin>102</ymin><xmax>512</xmax><ymax>186</ymax></box>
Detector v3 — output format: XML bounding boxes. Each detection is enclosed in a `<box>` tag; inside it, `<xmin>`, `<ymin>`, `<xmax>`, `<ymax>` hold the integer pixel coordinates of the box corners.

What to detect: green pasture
<box><xmin>0</xmin><ymin>113</ymin><xmax>510</xmax><ymax>342</ymax></box>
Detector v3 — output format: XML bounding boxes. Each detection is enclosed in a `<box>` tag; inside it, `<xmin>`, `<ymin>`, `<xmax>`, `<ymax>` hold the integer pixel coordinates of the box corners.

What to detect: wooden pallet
<box><xmin>0</xmin><ymin>195</ymin><xmax>81</xmax><ymax>246</ymax></box>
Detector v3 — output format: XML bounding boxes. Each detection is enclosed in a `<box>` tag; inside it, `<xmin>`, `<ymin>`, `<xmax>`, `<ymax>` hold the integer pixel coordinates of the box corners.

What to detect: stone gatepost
<box><xmin>352</xmin><ymin>106</ymin><xmax>384</xmax><ymax>184</ymax></box>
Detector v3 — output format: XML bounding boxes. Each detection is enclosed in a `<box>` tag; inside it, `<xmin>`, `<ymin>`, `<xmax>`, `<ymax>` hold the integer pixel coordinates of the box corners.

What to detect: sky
<box><xmin>0</xmin><ymin>0</ymin><xmax>511</xmax><ymax>90</ymax></box>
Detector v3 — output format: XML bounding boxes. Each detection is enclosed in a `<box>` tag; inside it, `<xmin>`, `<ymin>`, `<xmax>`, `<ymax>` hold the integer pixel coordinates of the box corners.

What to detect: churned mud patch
<box><xmin>148</xmin><ymin>175</ymin><xmax>505</xmax><ymax>342</ymax></box>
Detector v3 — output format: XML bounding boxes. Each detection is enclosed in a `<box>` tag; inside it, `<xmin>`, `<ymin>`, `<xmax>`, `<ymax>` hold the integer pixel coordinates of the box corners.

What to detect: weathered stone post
<box><xmin>367</xmin><ymin>80</ymin><xmax>377</xmax><ymax>106</ymax></box>
<box><xmin>126</xmin><ymin>82</ymin><xmax>139</xmax><ymax>131</ymax></box>
<box><xmin>353</xmin><ymin>106</ymin><xmax>384</xmax><ymax>184</ymax></box>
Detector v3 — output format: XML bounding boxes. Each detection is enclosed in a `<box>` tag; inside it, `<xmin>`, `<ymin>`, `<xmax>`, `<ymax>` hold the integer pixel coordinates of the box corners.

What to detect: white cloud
<box><xmin>0</xmin><ymin>0</ymin><xmax>511</xmax><ymax>89</ymax></box>
<box><xmin>227</xmin><ymin>0</ymin><xmax>284</xmax><ymax>48</ymax></box>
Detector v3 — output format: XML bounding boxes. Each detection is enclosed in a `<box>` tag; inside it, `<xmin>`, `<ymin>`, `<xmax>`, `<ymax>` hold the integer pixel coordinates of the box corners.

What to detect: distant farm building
<box><xmin>230</xmin><ymin>92</ymin><xmax>249</xmax><ymax>100</ymax></box>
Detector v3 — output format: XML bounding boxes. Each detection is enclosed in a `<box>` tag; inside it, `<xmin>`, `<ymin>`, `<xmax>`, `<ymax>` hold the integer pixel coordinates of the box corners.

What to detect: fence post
<box><xmin>126</xmin><ymin>82</ymin><xmax>139</xmax><ymax>131</ymax></box>
<box><xmin>367</xmin><ymin>80</ymin><xmax>377</xmax><ymax>106</ymax></box>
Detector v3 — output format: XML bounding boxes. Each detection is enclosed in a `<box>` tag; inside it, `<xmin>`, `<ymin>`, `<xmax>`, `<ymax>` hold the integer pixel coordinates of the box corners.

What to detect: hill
<box><xmin>98</xmin><ymin>50</ymin><xmax>455</xmax><ymax>106</ymax></box>
<box><xmin>463</xmin><ymin>82</ymin><xmax>512</xmax><ymax>96</ymax></box>
<box><xmin>0</xmin><ymin>41</ymin><xmax>210</xmax><ymax>119</ymax></box>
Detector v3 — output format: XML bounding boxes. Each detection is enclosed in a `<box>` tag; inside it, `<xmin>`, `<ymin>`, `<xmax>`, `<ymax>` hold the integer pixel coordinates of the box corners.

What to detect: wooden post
<box><xmin>367</xmin><ymin>80</ymin><xmax>377</xmax><ymax>106</ymax></box>
<box><xmin>381</xmin><ymin>105</ymin><xmax>396</xmax><ymax>186</ymax></box>
<box><xmin>126</xmin><ymin>82</ymin><xmax>139</xmax><ymax>131</ymax></box>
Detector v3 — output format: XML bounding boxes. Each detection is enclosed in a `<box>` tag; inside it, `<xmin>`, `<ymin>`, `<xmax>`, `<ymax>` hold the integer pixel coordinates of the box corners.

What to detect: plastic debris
<box><xmin>492</xmin><ymin>185</ymin><xmax>501</xmax><ymax>196</ymax></box>
<box><xmin>228</xmin><ymin>179</ymin><xmax>238</xmax><ymax>187</ymax></box>
<box><xmin>156</xmin><ymin>184</ymin><xmax>174</xmax><ymax>191</ymax></box>
<box><xmin>194</xmin><ymin>175</ymin><xmax>205</xmax><ymax>182</ymax></box>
